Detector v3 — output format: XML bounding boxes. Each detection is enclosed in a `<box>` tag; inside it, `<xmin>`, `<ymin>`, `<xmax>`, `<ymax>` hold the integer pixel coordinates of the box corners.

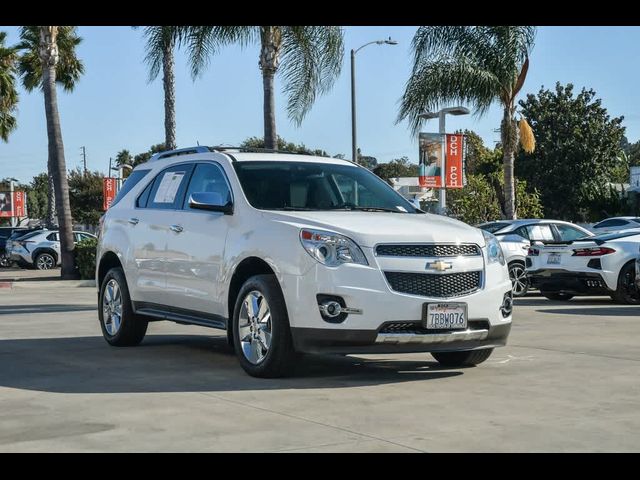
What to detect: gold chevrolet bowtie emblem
<box><xmin>427</xmin><ymin>260</ymin><xmax>453</xmax><ymax>272</ymax></box>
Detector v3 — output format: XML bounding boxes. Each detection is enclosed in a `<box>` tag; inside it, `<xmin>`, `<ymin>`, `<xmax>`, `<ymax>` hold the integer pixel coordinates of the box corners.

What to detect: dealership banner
<box><xmin>418</xmin><ymin>133</ymin><xmax>444</xmax><ymax>188</ymax></box>
<box><xmin>0</xmin><ymin>191</ymin><xmax>27</xmax><ymax>218</ymax></box>
<box><xmin>445</xmin><ymin>134</ymin><xmax>464</xmax><ymax>189</ymax></box>
<box><xmin>103</xmin><ymin>177</ymin><xmax>117</xmax><ymax>211</ymax></box>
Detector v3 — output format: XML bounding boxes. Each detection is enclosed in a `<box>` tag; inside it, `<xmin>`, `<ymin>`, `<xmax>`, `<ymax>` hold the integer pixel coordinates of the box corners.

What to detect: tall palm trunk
<box><xmin>501</xmin><ymin>104</ymin><xmax>518</xmax><ymax>220</ymax></box>
<box><xmin>45</xmin><ymin>166</ymin><xmax>56</xmax><ymax>228</ymax></box>
<box><xmin>39</xmin><ymin>26</ymin><xmax>76</xmax><ymax>278</ymax></box>
<box><xmin>163</xmin><ymin>39</ymin><xmax>176</xmax><ymax>150</ymax></box>
<box><xmin>259</xmin><ymin>27</ymin><xmax>281</xmax><ymax>150</ymax></box>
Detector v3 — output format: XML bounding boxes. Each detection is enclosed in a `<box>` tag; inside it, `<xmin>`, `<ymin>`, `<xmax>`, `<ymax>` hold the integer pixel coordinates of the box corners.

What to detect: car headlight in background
<box><xmin>482</xmin><ymin>230</ymin><xmax>505</xmax><ymax>265</ymax></box>
<box><xmin>300</xmin><ymin>229</ymin><xmax>368</xmax><ymax>267</ymax></box>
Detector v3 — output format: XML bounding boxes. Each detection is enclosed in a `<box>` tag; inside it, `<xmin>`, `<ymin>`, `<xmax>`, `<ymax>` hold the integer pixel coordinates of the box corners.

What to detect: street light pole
<box><xmin>9</xmin><ymin>178</ymin><xmax>16</xmax><ymax>227</ymax></box>
<box><xmin>350</xmin><ymin>37</ymin><xmax>398</xmax><ymax>163</ymax></box>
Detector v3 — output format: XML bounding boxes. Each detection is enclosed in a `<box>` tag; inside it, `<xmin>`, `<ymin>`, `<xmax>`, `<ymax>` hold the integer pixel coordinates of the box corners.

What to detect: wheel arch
<box><xmin>32</xmin><ymin>247</ymin><xmax>58</xmax><ymax>266</ymax></box>
<box><xmin>97</xmin><ymin>251</ymin><xmax>123</xmax><ymax>289</ymax></box>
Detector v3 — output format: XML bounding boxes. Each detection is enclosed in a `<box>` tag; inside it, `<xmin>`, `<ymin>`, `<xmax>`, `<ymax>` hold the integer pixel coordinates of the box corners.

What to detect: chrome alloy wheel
<box><xmin>238</xmin><ymin>290</ymin><xmax>272</xmax><ymax>365</ymax></box>
<box><xmin>509</xmin><ymin>263</ymin><xmax>528</xmax><ymax>297</ymax></box>
<box><xmin>102</xmin><ymin>279</ymin><xmax>123</xmax><ymax>336</ymax></box>
<box><xmin>36</xmin><ymin>253</ymin><xmax>55</xmax><ymax>270</ymax></box>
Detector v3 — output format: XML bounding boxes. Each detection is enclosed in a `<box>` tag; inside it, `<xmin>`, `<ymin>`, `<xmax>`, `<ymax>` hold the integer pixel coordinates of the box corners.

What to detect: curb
<box><xmin>1</xmin><ymin>279</ymin><xmax>96</xmax><ymax>289</ymax></box>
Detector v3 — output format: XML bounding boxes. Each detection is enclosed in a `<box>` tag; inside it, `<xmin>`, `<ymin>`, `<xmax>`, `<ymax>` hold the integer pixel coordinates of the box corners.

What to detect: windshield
<box><xmin>479</xmin><ymin>222</ymin><xmax>510</xmax><ymax>234</ymax></box>
<box><xmin>233</xmin><ymin>161</ymin><xmax>420</xmax><ymax>213</ymax></box>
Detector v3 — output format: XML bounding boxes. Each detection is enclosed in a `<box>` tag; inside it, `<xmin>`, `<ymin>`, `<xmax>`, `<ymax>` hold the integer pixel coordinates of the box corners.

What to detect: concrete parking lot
<box><xmin>1</xmin><ymin>278</ymin><xmax>639</xmax><ymax>452</ymax></box>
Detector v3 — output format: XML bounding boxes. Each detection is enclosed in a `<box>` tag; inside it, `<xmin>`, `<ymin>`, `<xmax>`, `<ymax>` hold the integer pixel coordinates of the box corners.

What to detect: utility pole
<box><xmin>81</xmin><ymin>146</ymin><xmax>87</xmax><ymax>174</ymax></box>
<box><xmin>9</xmin><ymin>178</ymin><xmax>16</xmax><ymax>228</ymax></box>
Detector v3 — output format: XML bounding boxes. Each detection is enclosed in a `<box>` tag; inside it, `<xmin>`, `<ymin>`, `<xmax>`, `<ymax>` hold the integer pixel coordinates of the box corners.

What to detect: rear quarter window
<box><xmin>110</xmin><ymin>169</ymin><xmax>151</xmax><ymax>207</ymax></box>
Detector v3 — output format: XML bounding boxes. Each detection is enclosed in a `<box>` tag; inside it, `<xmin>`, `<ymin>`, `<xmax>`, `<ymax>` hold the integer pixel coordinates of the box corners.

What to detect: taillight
<box><xmin>528</xmin><ymin>247</ymin><xmax>539</xmax><ymax>256</ymax></box>
<box><xmin>572</xmin><ymin>247</ymin><xmax>616</xmax><ymax>256</ymax></box>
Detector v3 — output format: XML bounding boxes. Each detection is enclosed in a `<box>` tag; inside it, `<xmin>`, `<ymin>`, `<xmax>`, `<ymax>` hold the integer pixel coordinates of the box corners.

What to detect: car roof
<box><xmin>596</xmin><ymin>216</ymin><xmax>640</xmax><ymax>222</ymax></box>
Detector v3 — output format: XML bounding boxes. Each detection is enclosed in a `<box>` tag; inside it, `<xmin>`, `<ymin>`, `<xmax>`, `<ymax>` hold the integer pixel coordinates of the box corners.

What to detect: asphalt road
<box><xmin>1</xmin><ymin>283</ymin><xmax>639</xmax><ymax>452</ymax></box>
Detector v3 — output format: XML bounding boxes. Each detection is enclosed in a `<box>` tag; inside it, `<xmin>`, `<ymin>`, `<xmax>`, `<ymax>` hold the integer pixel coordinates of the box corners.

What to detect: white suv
<box><xmin>96</xmin><ymin>147</ymin><xmax>513</xmax><ymax>377</ymax></box>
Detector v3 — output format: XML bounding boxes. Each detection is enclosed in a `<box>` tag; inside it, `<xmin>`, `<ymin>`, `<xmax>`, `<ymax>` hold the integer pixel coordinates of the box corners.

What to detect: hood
<box><xmin>266</xmin><ymin>211</ymin><xmax>486</xmax><ymax>248</ymax></box>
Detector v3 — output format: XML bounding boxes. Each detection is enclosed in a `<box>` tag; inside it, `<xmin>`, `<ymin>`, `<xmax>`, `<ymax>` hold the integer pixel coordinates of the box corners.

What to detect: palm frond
<box><xmin>397</xmin><ymin>58</ymin><xmax>501</xmax><ymax>136</ymax></box>
<box><xmin>140</xmin><ymin>26</ymin><xmax>179</xmax><ymax>82</ymax></box>
<box><xmin>279</xmin><ymin>26</ymin><xmax>344</xmax><ymax>125</ymax></box>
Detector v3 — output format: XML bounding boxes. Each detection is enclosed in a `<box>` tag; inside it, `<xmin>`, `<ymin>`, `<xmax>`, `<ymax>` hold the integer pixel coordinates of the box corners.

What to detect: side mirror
<box><xmin>188</xmin><ymin>192</ymin><xmax>233</xmax><ymax>215</ymax></box>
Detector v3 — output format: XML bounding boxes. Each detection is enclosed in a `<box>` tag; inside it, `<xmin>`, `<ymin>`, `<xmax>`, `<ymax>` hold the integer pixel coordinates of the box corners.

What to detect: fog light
<box><xmin>319</xmin><ymin>301</ymin><xmax>342</xmax><ymax>318</ymax></box>
<box><xmin>316</xmin><ymin>294</ymin><xmax>362</xmax><ymax>323</ymax></box>
<box><xmin>500</xmin><ymin>291</ymin><xmax>513</xmax><ymax>318</ymax></box>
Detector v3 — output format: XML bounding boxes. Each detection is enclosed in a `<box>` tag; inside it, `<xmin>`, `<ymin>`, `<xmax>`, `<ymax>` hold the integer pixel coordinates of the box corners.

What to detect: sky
<box><xmin>1</xmin><ymin>25</ymin><xmax>640</xmax><ymax>184</ymax></box>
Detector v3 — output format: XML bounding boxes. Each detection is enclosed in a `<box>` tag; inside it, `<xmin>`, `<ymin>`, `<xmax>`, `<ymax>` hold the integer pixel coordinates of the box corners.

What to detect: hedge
<box><xmin>75</xmin><ymin>236</ymin><xmax>98</xmax><ymax>280</ymax></box>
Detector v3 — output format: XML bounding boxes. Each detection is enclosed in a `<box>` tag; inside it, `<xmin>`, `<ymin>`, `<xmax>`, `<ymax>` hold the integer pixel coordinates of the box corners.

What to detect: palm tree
<box><xmin>398</xmin><ymin>26</ymin><xmax>536</xmax><ymax>219</ymax></box>
<box><xmin>16</xmin><ymin>26</ymin><xmax>84</xmax><ymax>230</ymax></box>
<box><xmin>139</xmin><ymin>26</ymin><xmax>181</xmax><ymax>150</ymax></box>
<box><xmin>0</xmin><ymin>31</ymin><xmax>19</xmax><ymax>142</ymax></box>
<box><xmin>184</xmin><ymin>26</ymin><xmax>344</xmax><ymax>149</ymax></box>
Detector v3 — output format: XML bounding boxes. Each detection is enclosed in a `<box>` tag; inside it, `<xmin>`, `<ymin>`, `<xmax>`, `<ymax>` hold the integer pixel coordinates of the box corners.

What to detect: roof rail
<box><xmin>209</xmin><ymin>145</ymin><xmax>333</xmax><ymax>158</ymax></box>
<box><xmin>149</xmin><ymin>146</ymin><xmax>212</xmax><ymax>161</ymax></box>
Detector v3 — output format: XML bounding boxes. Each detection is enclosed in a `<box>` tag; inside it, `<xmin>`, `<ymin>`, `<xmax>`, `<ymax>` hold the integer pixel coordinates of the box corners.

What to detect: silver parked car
<box><xmin>8</xmin><ymin>229</ymin><xmax>96</xmax><ymax>270</ymax></box>
<box><xmin>478</xmin><ymin>219</ymin><xmax>593</xmax><ymax>297</ymax></box>
<box><xmin>589</xmin><ymin>217</ymin><xmax>640</xmax><ymax>234</ymax></box>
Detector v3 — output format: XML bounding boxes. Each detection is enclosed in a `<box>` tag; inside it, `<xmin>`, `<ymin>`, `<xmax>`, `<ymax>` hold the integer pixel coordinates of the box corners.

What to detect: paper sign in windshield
<box><xmin>153</xmin><ymin>171</ymin><xmax>185</xmax><ymax>204</ymax></box>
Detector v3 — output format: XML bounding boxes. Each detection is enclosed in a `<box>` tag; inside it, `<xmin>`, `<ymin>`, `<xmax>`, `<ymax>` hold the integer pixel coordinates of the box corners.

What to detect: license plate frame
<box><xmin>422</xmin><ymin>303</ymin><xmax>468</xmax><ymax>330</ymax></box>
<box><xmin>547</xmin><ymin>253</ymin><xmax>561</xmax><ymax>265</ymax></box>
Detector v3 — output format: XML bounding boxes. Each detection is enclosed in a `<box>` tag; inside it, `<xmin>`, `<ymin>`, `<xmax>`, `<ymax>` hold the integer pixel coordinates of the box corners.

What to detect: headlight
<box><xmin>300</xmin><ymin>228</ymin><xmax>368</xmax><ymax>267</ymax></box>
<box><xmin>482</xmin><ymin>230</ymin><xmax>505</xmax><ymax>265</ymax></box>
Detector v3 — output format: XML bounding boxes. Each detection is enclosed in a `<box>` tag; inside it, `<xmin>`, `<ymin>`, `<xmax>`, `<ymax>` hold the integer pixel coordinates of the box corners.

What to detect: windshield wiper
<box><xmin>328</xmin><ymin>205</ymin><xmax>405</xmax><ymax>213</ymax></box>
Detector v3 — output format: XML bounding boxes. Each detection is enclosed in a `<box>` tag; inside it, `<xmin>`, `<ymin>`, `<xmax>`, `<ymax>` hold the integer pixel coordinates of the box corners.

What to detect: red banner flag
<box><xmin>13</xmin><ymin>191</ymin><xmax>26</xmax><ymax>217</ymax></box>
<box><xmin>103</xmin><ymin>178</ymin><xmax>117</xmax><ymax>211</ymax></box>
<box><xmin>445</xmin><ymin>134</ymin><xmax>464</xmax><ymax>189</ymax></box>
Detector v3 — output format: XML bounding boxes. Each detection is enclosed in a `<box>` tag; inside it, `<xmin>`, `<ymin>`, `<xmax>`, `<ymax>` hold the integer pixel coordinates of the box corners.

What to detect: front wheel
<box><xmin>508</xmin><ymin>262</ymin><xmax>529</xmax><ymax>297</ymax></box>
<box><xmin>432</xmin><ymin>348</ymin><xmax>493</xmax><ymax>367</ymax></box>
<box><xmin>611</xmin><ymin>262</ymin><xmax>640</xmax><ymax>305</ymax></box>
<box><xmin>98</xmin><ymin>267</ymin><xmax>148</xmax><ymax>346</ymax></box>
<box><xmin>232</xmin><ymin>274</ymin><xmax>296</xmax><ymax>378</ymax></box>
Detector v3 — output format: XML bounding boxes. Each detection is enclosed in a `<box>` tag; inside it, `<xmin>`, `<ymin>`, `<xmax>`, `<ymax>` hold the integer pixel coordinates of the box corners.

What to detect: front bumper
<box><xmin>279</xmin><ymin>248</ymin><xmax>512</xmax><ymax>354</ymax></box>
<box><xmin>528</xmin><ymin>269</ymin><xmax>611</xmax><ymax>295</ymax></box>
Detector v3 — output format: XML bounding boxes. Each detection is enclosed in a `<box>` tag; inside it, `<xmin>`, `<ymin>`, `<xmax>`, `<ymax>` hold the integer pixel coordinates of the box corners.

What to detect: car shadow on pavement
<box><xmin>536</xmin><ymin>306</ymin><xmax>640</xmax><ymax>316</ymax></box>
<box><xmin>0</xmin><ymin>304</ymin><xmax>97</xmax><ymax>315</ymax></box>
<box><xmin>514</xmin><ymin>297</ymin><xmax>615</xmax><ymax>307</ymax></box>
<box><xmin>0</xmin><ymin>335</ymin><xmax>463</xmax><ymax>394</ymax></box>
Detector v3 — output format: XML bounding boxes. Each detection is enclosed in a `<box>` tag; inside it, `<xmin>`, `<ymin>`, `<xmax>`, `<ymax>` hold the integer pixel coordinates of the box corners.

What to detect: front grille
<box><xmin>376</xmin><ymin>244</ymin><xmax>480</xmax><ymax>257</ymax></box>
<box><xmin>379</xmin><ymin>320</ymin><xmax>489</xmax><ymax>334</ymax></box>
<box><xmin>384</xmin><ymin>271</ymin><xmax>481</xmax><ymax>298</ymax></box>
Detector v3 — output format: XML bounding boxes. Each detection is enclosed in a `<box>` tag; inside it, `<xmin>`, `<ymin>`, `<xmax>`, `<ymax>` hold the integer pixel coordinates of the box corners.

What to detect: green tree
<box><xmin>373</xmin><ymin>157</ymin><xmax>420</xmax><ymax>185</ymax></box>
<box><xmin>25</xmin><ymin>172</ymin><xmax>49</xmax><ymax>221</ymax></box>
<box><xmin>16</xmin><ymin>26</ymin><xmax>84</xmax><ymax>232</ymax></box>
<box><xmin>356</xmin><ymin>148</ymin><xmax>378</xmax><ymax>170</ymax></box>
<box><xmin>114</xmin><ymin>149</ymin><xmax>133</xmax><ymax>167</ymax></box>
<box><xmin>517</xmin><ymin>83</ymin><xmax>625</xmax><ymax>221</ymax></box>
<box><xmin>0</xmin><ymin>31</ymin><xmax>19</xmax><ymax>142</ymax></box>
<box><xmin>139</xmin><ymin>27</ymin><xmax>181</xmax><ymax>150</ymax></box>
<box><xmin>68</xmin><ymin>168</ymin><xmax>104</xmax><ymax>226</ymax></box>
<box><xmin>240</xmin><ymin>136</ymin><xmax>329</xmax><ymax>156</ymax></box>
<box><xmin>398</xmin><ymin>26</ymin><xmax>536</xmax><ymax>219</ymax></box>
<box><xmin>184</xmin><ymin>26</ymin><xmax>344</xmax><ymax>149</ymax></box>
<box><xmin>628</xmin><ymin>140</ymin><xmax>640</xmax><ymax>166</ymax></box>
<box><xmin>132</xmin><ymin>143</ymin><xmax>166</xmax><ymax>167</ymax></box>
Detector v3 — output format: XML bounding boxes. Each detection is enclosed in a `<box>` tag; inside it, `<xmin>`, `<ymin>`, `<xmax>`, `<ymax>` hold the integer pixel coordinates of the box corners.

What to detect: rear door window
<box><xmin>525</xmin><ymin>224</ymin><xmax>555</xmax><ymax>241</ymax></box>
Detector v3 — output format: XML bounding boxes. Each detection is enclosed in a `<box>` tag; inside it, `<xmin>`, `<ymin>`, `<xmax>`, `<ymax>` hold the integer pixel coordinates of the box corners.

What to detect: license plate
<box><xmin>547</xmin><ymin>253</ymin><xmax>561</xmax><ymax>265</ymax></box>
<box><xmin>423</xmin><ymin>303</ymin><xmax>468</xmax><ymax>330</ymax></box>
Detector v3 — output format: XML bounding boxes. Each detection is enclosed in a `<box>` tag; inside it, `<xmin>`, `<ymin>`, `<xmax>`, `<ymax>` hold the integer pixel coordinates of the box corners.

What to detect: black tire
<box><xmin>432</xmin><ymin>348</ymin><xmax>494</xmax><ymax>367</ymax></box>
<box><xmin>508</xmin><ymin>261</ymin><xmax>529</xmax><ymax>297</ymax></box>
<box><xmin>541</xmin><ymin>292</ymin><xmax>574</xmax><ymax>301</ymax></box>
<box><xmin>611</xmin><ymin>262</ymin><xmax>640</xmax><ymax>305</ymax></box>
<box><xmin>232</xmin><ymin>274</ymin><xmax>296</xmax><ymax>378</ymax></box>
<box><xmin>98</xmin><ymin>267</ymin><xmax>148</xmax><ymax>346</ymax></box>
<box><xmin>34</xmin><ymin>252</ymin><xmax>56</xmax><ymax>270</ymax></box>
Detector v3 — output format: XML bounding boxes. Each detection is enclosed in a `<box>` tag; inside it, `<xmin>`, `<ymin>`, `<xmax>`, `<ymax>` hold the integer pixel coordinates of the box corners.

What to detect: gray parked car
<box><xmin>478</xmin><ymin>219</ymin><xmax>593</xmax><ymax>297</ymax></box>
<box><xmin>8</xmin><ymin>229</ymin><xmax>96</xmax><ymax>270</ymax></box>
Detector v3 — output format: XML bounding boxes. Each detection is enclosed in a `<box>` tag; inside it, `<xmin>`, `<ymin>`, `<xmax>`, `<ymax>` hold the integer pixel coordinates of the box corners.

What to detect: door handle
<box><xmin>128</xmin><ymin>217</ymin><xmax>139</xmax><ymax>225</ymax></box>
<box><xmin>170</xmin><ymin>225</ymin><xmax>183</xmax><ymax>233</ymax></box>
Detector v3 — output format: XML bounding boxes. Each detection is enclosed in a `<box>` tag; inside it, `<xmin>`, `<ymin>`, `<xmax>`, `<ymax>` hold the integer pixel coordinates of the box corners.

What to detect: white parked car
<box><xmin>589</xmin><ymin>217</ymin><xmax>640</xmax><ymax>234</ymax></box>
<box><xmin>8</xmin><ymin>229</ymin><xmax>96</xmax><ymax>270</ymax></box>
<box><xmin>478</xmin><ymin>219</ymin><xmax>593</xmax><ymax>297</ymax></box>
<box><xmin>526</xmin><ymin>230</ymin><xmax>640</xmax><ymax>303</ymax></box>
<box><xmin>96</xmin><ymin>146</ymin><xmax>513</xmax><ymax>378</ymax></box>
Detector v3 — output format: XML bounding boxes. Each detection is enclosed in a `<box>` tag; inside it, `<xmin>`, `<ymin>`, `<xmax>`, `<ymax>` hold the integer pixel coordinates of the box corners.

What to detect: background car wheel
<box><xmin>232</xmin><ymin>274</ymin><xmax>296</xmax><ymax>378</ymax></box>
<box><xmin>611</xmin><ymin>262</ymin><xmax>640</xmax><ymax>305</ymax></box>
<box><xmin>35</xmin><ymin>252</ymin><xmax>56</xmax><ymax>270</ymax></box>
<box><xmin>508</xmin><ymin>262</ymin><xmax>529</xmax><ymax>297</ymax></box>
<box><xmin>541</xmin><ymin>292</ymin><xmax>574</xmax><ymax>301</ymax></box>
<box><xmin>98</xmin><ymin>267</ymin><xmax>148</xmax><ymax>346</ymax></box>
<box><xmin>432</xmin><ymin>348</ymin><xmax>493</xmax><ymax>367</ymax></box>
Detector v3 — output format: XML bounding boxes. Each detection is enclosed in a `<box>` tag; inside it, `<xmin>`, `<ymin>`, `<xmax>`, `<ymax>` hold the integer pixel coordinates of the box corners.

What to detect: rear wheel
<box><xmin>541</xmin><ymin>292</ymin><xmax>574</xmax><ymax>301</ymax></box>
<box><xmin>232</xmin><ymin>274</ymin><xmax>296</xmax><ymax>378</ymax></box>
<box><xmin>98</xmin><ymin>267</ymin><xmax>148</xmax><ymax>346</ymax></box>
<box><xmin>611</xmin><ymin>262</ymin><xmax>640</xmax><ymax>305</ymax></box>
<box><xmin>508</xmin><ymin>262</ymin><xmax>529</xmax><ymax>297</ymax></box>
<box><xmin>432</xmin><ymin>348</ymin><xmax>493</xmax><ymax>367</ymax></box>
<box><xmin>35</xmin><ymin>252</ymin><xmax>56</xmax><ymax>270</ymax></box>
